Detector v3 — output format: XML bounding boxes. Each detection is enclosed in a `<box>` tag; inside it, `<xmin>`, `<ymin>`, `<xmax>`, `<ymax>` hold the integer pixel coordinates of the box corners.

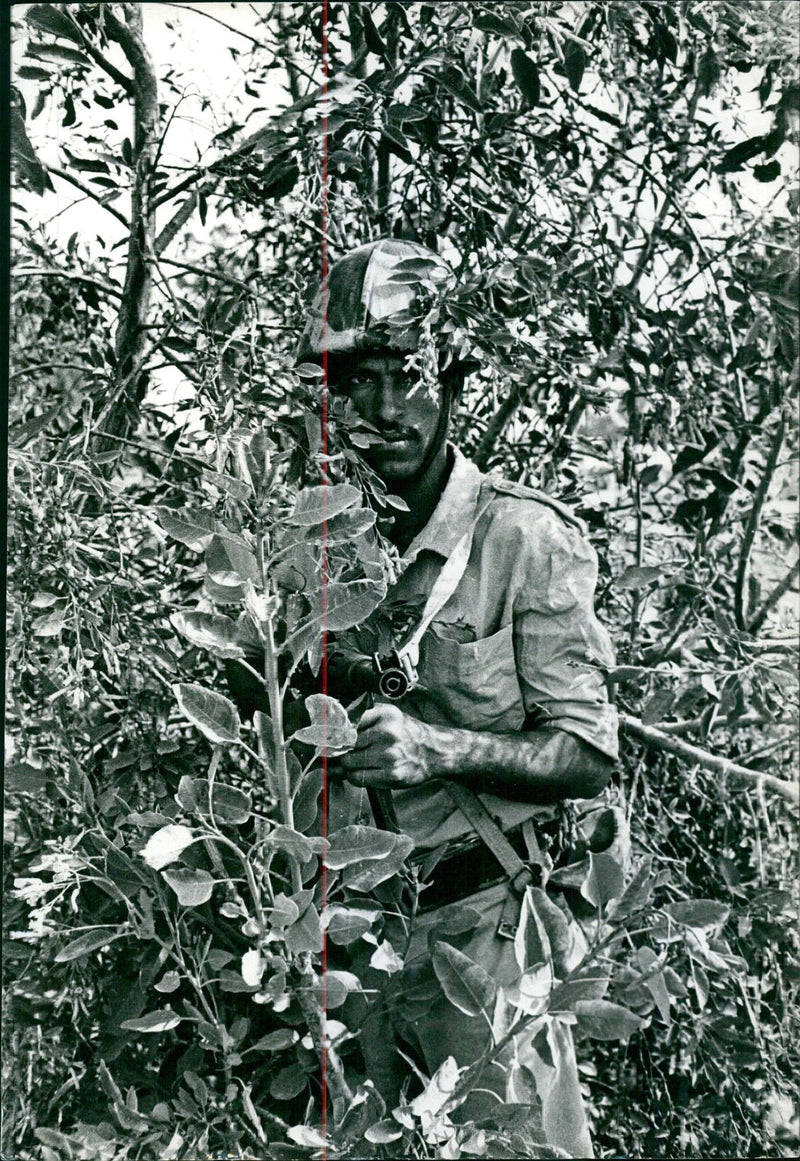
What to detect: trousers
<box><xmin>349</xmin><ymin>879</ymin><xmax>595</xmax><ymax>1159</ymax></box>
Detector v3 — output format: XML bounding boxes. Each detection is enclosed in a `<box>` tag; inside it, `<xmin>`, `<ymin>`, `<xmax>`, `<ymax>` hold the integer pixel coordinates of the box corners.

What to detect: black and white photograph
<box><xmin>4</xmin><ymin>3</ymin><xmax>799</xmax><ymax>1158</ymax></box>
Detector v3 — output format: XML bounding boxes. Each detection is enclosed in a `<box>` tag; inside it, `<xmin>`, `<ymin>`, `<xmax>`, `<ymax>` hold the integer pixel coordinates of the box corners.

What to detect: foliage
<box><xmin>5</xmin><ymin>2</ymin><xmax>799</xmax><ymax>1158</ymax></box>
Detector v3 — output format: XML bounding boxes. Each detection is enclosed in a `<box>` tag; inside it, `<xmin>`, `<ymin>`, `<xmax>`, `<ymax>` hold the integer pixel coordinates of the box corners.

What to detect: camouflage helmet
<box><xmin>295</xmin><ymin>238</ymin><xmax>451</xmax><ymax>365</ymax></box>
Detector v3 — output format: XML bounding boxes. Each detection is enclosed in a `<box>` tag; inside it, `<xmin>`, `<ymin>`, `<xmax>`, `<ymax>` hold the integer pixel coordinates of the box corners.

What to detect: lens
<box><xmin>378</xmin><ymin>669</ymin><xmax>409</xmax><ymax>699</ymax></box>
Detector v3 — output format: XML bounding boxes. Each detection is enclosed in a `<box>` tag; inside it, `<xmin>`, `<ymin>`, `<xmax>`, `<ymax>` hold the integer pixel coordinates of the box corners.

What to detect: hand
<box><xmin>335</xmin><ymin>703</ymin><xmax>439</xmax><ymax>788</ymax></box>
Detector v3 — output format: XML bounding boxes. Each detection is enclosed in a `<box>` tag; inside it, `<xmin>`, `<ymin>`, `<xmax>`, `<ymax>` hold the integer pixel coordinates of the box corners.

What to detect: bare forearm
<box><xmin>423</xmin><ymin>724</ymin><xmax>614</xmax><ymax>803</ymax></box>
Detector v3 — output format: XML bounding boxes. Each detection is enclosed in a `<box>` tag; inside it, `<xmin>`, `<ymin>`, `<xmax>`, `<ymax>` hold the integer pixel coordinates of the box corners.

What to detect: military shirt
<box><xmin>378</xmin><ymin>446</ymin><xmax>619</xmax><ymax>851</ymax></box>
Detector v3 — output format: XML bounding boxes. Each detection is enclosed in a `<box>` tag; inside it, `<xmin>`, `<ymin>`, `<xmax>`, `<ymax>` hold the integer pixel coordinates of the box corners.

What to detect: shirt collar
<box><xmin>403</xmin><ymin>445</ymin><xmax>484</xmax><ymax>563</ymax></box>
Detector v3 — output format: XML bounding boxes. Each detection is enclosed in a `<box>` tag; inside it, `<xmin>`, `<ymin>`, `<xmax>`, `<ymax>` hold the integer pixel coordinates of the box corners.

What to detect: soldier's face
<box><xmin>331</xmin><ymin>352</ymin><xmax>444</xmax><ymax>483</ymax></box>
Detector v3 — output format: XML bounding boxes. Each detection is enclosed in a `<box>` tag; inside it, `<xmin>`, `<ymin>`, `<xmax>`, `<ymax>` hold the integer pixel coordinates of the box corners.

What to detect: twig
<box><xmin>61</xmin><ymin>7</ymin><xmax>134</xmax><ymax>93</ymax></box>
<box><xmin>748</xmin><ymin>559</ymin><xmax>800</xmax><ymax>634</ymax></box>
<box><xmin>47</xmin><ymin>167</ymin><xmax>129</xmax><ymax>228</ymax></box>
<box><xmin>12</xmin><ymin>268</ymin><xmax>123</xmax><ymax>299</ymax></box>
<box><xmin>734</xmin><ymin>412</ymin><xmax>786</xmax><ymax>630</ymax></box>
<box><xmin>620</xmin><ymin>714</ymin><xmax>798</xmax><ymax>805</ymax></box>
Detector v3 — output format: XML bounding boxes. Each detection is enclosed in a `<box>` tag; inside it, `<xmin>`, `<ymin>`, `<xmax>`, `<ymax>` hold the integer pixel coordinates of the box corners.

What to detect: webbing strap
<box><xmin>397</xmin><ymin>494</ymin><xmax>494</xmax><ymax>671</ymax></box>
<box><xmin>443</xmin><ymin>781</ymin><xmax>533</xmax><ymax>893</ymax></box>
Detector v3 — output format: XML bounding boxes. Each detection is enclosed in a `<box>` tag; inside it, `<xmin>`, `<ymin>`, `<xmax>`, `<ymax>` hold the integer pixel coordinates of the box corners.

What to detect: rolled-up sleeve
<box><xmin>513</xmin><ymin>519</ymin><xmax>619</xmax><ymax>761</ymax></box>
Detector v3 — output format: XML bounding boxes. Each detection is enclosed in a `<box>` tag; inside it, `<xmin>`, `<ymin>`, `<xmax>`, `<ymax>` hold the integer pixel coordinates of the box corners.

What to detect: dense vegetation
<box><xmin>5</xmin><ymin>3</ymin><xmax>799</xmax><ymax>1158</ymax></box>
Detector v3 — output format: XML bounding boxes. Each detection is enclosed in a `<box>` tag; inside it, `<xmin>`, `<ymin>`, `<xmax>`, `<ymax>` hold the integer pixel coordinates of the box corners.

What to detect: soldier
<box><xmin>279</xmin><ymin>238</ymin><xmax>620</xmax><ymax>1156</ymax></box>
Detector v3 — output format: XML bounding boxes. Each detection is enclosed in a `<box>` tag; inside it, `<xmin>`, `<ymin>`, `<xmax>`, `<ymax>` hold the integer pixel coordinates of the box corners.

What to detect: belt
<box><xmin>413</xmin><ymin>820</ymin><xmax>557</xmax><ymax>914</ymax></box>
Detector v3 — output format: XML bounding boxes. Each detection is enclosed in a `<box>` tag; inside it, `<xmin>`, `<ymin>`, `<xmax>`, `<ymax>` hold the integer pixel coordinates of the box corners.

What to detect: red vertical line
<box><xmin>319</xmin><ymin>0</ymin><xmax>330</xmax><ymax>1152</ymax></box>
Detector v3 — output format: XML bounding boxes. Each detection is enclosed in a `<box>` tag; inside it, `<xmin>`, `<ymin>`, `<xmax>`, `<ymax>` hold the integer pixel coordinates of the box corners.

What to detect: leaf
<box><xmin>341</xmin><ymin>834</ymin><xmax>413</xmax><ymax>890</ymax></box>
<box><xmin>548</xmin><ymin>975</ymin><xmax>610</xmax><ymax>1012</ymax></box>
<box><xmin>663</xmin><ymin>900</ymin><xmax>729</xmax><ymax>931</ymax></box>
<box><xmin>176</xmin><ymin>776</ymin><xmax>252</xmax><ymax>825</ymax></box>
<box><xmin>268</xmin><ymin>824</ymin><xmax>323</xmax><ymax>863</ymax></box>
<box><xmin>370</xmin><ymin>939</ymin><xmax>405</xmax><ymax>974</ymax></box>
<box><xmin>564</xmin><ymin>40</ymin><xmax>586</xmax><ymax>92</ymax></box>
<box><xmin>173</xmin><ymin>683</ymin><xmax>241</xmax><ymax>745</ymax></box>
<box><xmin>140</xmin><ymin>824</ymin><xmax>196</xmax><ymax>870</ymax></box>
<box><xmin>154</xmin><ymin>971</ymin><xmax>181</xmax><ymax>994</ymax></box>
<box><xmin>54</xmin><ymin>929</ymin><xmax>125</xmax><ymax>963</ymax></box>
<box><xmin>581</xmin><ymin>850</ymin><xmax>626</xmax><ymax>909</ymax></box>
<box><xmin>292</xmin><ymin>694</ymin><xmax>357</xmax><ymax>754</ymax></box>
<box><xmin>25</xmin><ymin>4</ymin><xmax>83</xmax><ymax>42</ymax></box>
<box><xmin>323</xmin><ymin>824</ymin><xmax>397</xmax><ymax>869</ymax></box>
<box><xmin>323</xmin><ymin>904</ymin><xmax>378</xmax><ymax>945</ymax></box>
<box><xmin>27</xmin><ymin>43</ymin><xmax>89</xmax><ymax>67</ymax></box>
<box><xmin>527</xmin><ymin>888</ymin><xmax>576</xmax><ymax>977</ymax></box>
<box><xmin>510</xmin><ymin>48</ymin><xmax>540</xmax><ymax>105</ymax></box>
<box><xmin>156</xmin><ymin>506</ymin><xmax>217</xmax><ymax>550</ymax></box>
<box><xmin>614</xmin><ymin>565</ymin><xmax>662</xmax><ymax>590</ymax></box>
<box><xmin>171</xmin><ymin>611</ymin><xmax>245</xmax><ymax>660</ymax></box>
<box><xmin>365</xmin><ymin>1120</ymin><xmax>404</xmax><ymax>1145</ymax></box>
<box><xmin>206</xmin><ymin>533</ymin><xmax>259</xmax><ymax>587</ymax></box>
<box><xmin>432</xmin><ymin>941</ymin><xmax>497</xmax><ymax>1017</ymax></box>
<box><xmin>574</xmin><ymin>999</ymin><xmax>645</xmax><ymax>1041</ymax></box>
<box><xmin>120</xmin><ymin>1010</ymin><xmax>182</xmax><ymax>1033</ymax></box>
<box><xmin>241</xmin><ymin>950</ymin><xmax>265</xmax><ymax>987</ymax></box>
<box><xmin>754</xmin><ymin>160</ymin><xmax>780</xmax><ymax>182</ymax></box>
<box><xmin>473</xmin><ymin>11</ymin><xmax>522</xmax><ymax>36</ymax></box>
<box><xmin>287</xmin><ymin>483</ymin><xmax>361</xmax><ymax>526</ymax></box>
<box><xmin>422</xmin><ymin>63</ymin><xmax>483</xmax><ymax>114</ymax></box>
<box><xmin>162</xmin><ymin>867</ymin><xmax>215</xmax><ymax>907</ymax></box>
<box><xmin>284</xmin><ymin>903</ymin><xmax>323</xmax><ymax>953</ymax></box>
<box><xmin>325</xmin><ymin>578</ymin><xmax>386</xmax><ymax>631</ymax></box>
<box><xmin>270</xmin><ymin>1065</ymin><xmax>309</xmax><ymax>1101</ymax></box>
<box><xmin>637</xmin><ymin>947</ymin><xmax>672</xmax><ymax>1025</ymax></box>
<box><xmin>250</xmin><ymin>1029</ymin><xmax>299</xmax><ymax>1051</ymax></box>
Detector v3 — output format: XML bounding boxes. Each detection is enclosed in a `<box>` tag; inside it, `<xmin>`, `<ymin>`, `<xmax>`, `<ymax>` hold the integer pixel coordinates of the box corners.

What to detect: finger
<box><xmin>339</xmin><ymin>746</ymin><xmax>383</xmax><ymax>772</ymax></box>
<box><xmin>357</xmin><ymin>703</ymin><xmax>401</xmax><ymax>731</ymax></box>
<box><xmin>344</xmin><ymin>766</ymin><xmax>394</xmax><ymax>789</ymax></box>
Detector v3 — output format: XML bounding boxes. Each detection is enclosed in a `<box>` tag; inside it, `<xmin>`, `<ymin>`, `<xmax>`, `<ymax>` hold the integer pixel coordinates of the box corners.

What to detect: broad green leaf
<box><xmin>510</xmin><ymin>48</ymin><xmax>540</xmax><ymax>105</ymax></box>
<box><xmin>663</xmin><ymin>899</ymin><xmax>729</xmax><ymax>931</ymax></box>
<box><xmin>156</xmin><ymin>506</ymin><xmax>217</xmax><ymax>551</ymax></box>
<box><xmin>204</xmin><ymin>573</ymin><xmax>244</xmax><ymax>604</ymax></box>
<box><xmin>610</xmin><ymin>856</ymin><xmax>654</xmax><ymax>919</ymax></box>
<box><xmin>170</xmin><ymin>611</ymin><xmax>245</xmax><ymax>660</ymax></box>
<box><xmin>269</xmin><ymin>892</ymin><xmax>300</xmax><ymax>928</ymax></box>
<box><xmin>514</xmin><ymin>884</ymin><xmax>552</xmax><ymax>972</ymax></box>
<box><xmin>54</xmin><ymin>928</ymin><xmax>125</xmax><ymax>962</ymax></box>
<box><xmin>581</xmin><ymin>850</ymin><xmax>626</xmax><ymax>908</ymax></box>
<box><xmin>302</xmin><ymin>506</ymin><xmax>377</xmax><ymax>545</ymax></box>
<box><xmin>206</xmin><ymin>533</ymin><xmax>259</xmax><ymax>586</ymax></box>
<box><xmin>250</xmin><ymin>1028</ymin><xmax>298</xmax><ymax>1051</ymax></box>
<box><xmin>140</xmin><ymin>823</ymin><xmax>195</xmax><ymax>870</ymax></box>
<box><xmin>25</xmin><ymin>4</ymin><xmax>83</xmax><ymax>42</ymax></box>
<box><xmin>574</xmin><ymin>999</ymin><xmax>646</xmax><ymax>1041</ymax></box>
<box><xmin>473</xmin><ymin>11</ymin><xmax>521</xmax><ymax>36</ymax></box>
<box><xmin>154</xmin><ymin>971</ymin><xmax>180</xmax><ymax>994</ymax></box>
<box><xmin>432</xmin><ymin>940</ymin><xmax>497</xmax><ymax>1017</ymax></box>
<box><xmin>548</xmin><ymin>975</ymin><xmax>610</xmax><ymax>1012</ymax></box>
<box><xmin>527</xmin><ymin>888</ymin><xmax>575</xmax><ymax>978</ymax></box>
<box><xmin>325</xmin><ymin>579</ymin><xmax>386</xmax><ymax>631</ymax></box>
<box><xmin>284</xmin><ymin>902</ymin><xmax>323</xmax><ymax>953</ymax></box>
<box><xmin>293</xmin><ymin>694</ymin><xmax>357</xmax><ymax>753</ymax></box>
<box><xmin>341</xmin><ymin>834</ymin><xmax>413</xmax><ymax>891</ymax></box>
<box><xmin>241</xmin><ymin>949</ymin><xmax>265</xmax><ymax>987</ymax></box>
<box><xmin>268</xmin><ymin>824</ymin><xmax>324</xmax><ymax>863</ymax></box>
<box><xmin>287</xmin><ymin>483</ymin><xmax>361</xmax><ymax>526</ymax></box>
<box><xmin>27</xmin><ymin>43</ymin><xmax>89</xmax><ymax>66</ymax></box>
<box><xmin>365</xmin><ymin>1120</ymin><xmax>404</xmax><ymax>1145</ymax></box>
<box><xmin>162</xmin><ymin>867</ymin><xmax>215</xmax><ymax>907</ymax></box>
<box><xmin>270</xmin><ymin>1064</ymin><xmax>309</xmax><ymax>1100</ymax></box>
<box><xmin>173</xmin><ymin>683</ymin><xmax>241</xmax><ymax>745</ymax></box>
<box><xmin>614</xmin><ymin>565</ymin><xmax>662</xmax><ymax>590</ymax></box>
<box><xmin>120</xmin><ymin>1010</ymin><xmax>182</xmax><ymax>1033</ymax></box>
<box><xmin>324</xmin><ymin>824</ymin><xmax>398</xmax><ymax>869</ymax></box>
<box><xmin>564</xmin><ymin>40</ymin><xmax>586</xmax><ymax>92</ymax></box>
<box><xmin>637</xmin><ymin>947</ymin><xmax>672</xmax><ymax>1024</ymax></box>
<box><xmin>323</xmin><ymin>904</ymin><xmax>378</xmax><ymax>945</ymax></box>
<box><xmin>176</xmin><ymin>775</ymin><xmax>252</xmax><ymax>825</ymax></box>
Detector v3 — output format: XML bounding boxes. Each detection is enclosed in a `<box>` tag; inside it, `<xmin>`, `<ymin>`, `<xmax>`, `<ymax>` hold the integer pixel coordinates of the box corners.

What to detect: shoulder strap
<box><xmin>397</xmin><ymin>493</ymin><xmax>494</xmax><ymax>672</ymax></box>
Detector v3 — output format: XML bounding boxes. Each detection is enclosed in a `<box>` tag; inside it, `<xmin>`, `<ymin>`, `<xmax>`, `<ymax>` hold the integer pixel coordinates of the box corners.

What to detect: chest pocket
<box><xmin>414</xmin><ymin>623</ymin><xmax>525</xmax><ymax>731</ymax></box>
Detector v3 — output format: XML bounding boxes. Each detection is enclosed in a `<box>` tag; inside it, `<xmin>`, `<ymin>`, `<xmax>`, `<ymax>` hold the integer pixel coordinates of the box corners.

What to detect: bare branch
<box><xmin>734</xmin><ymin>411</ymin><xmax>787</xmax><ymax>630</ymax></box>
<box><xmin>620</xmin><ymin>714</ymin><xmax>798</xmax><ymax>804</ymax></box>
<box><xmin>48</xmin><ymin>166</ymin><xmax>129</xmax><ymax>228</ymax></box>
<box><xmin>13</xmin><ymin>268</ymin><xmax>123</xmax><ymax>299</ymax></box>
<box><xmin>749</xmin><ymin>559</ymin><xmax>800</xmax><ymax>635</ymax></box>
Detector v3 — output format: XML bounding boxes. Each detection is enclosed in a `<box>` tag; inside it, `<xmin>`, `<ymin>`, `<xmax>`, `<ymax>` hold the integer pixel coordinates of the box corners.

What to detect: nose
<box><xmin>373</xmin><ymin>373</ymin><xmax>406</xmax><ymax>426</ymax></box>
